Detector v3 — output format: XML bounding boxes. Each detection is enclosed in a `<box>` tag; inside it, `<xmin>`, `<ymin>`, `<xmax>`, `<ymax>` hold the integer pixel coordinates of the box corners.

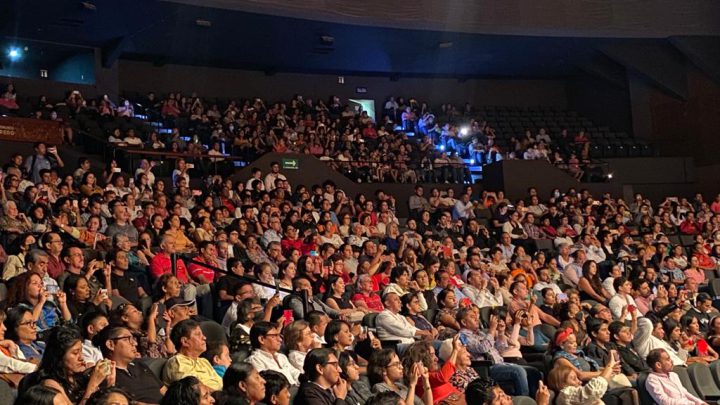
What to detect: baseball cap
<box><xmin>166</xmin><ymin>297</ymin><xmax>195</xmax><ymax>311</ymax></box>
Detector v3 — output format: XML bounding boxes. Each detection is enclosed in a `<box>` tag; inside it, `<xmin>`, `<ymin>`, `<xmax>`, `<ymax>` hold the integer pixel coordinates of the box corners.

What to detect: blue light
<box><xmin>7</xmin><ymin>48</ymin><xmax>21</xmax><ymax>61</ymax></box>
<box><xmin>470</xmin><ymin>159</ymin><xmax>475</xmax><ymax>165</ymax></box>
<box><xmin>440</xmin><ymin>145</ymin><xmax>446</xmax><ymax>151</ymax></box>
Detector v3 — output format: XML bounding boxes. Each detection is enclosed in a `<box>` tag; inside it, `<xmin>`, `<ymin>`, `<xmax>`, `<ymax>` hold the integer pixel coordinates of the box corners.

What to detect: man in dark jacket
<box><xmin>293</xmin><ymin>348</ymin><xmax>348</xmax><ymax>405</ymax></box>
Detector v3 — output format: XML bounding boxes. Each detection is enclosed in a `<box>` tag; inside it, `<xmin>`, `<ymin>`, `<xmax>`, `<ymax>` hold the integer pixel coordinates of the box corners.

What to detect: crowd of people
<box><xmin>0</xmin><ymin>90</ymin><xmax>718</xmax><ymax>405</ymax></box>
<box><xmin>3</xmin><ymin>86</ymin><xmax>605</xmax><ymax>184</ymax></box>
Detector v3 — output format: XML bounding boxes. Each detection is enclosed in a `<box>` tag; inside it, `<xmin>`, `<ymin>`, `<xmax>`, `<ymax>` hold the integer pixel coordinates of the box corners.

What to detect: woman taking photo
<box><xmin>368</xmin><ymin>348</ymin><xmax>431</xmax><ymax>405</ymax></box>
<box><xmin>2</xmin><ymin>233</ymin><xmax>36</xmax><ymax>281</ymax></box>
<box><xmin>401</xmin><ymin>337</ymin><xmax>463</xmax><ymax>404</ymax></box>
<box><xmin>63</xmin><ymin>275</ymin><xmax>111</xmax><ymax>322</ymax></box>
<box><xmin>25</xmin><ymin>324</ymin><xmax>116</xmax><ymax>404</ymax></box>
<box><xmin>6</xmin><ymin>271</ymin><xmax>71</xmax><ymax>335</ymax></box>
<box><xmin>109</xmin><ymin>303</ymin><xmax>170</xmax><ymax>358</ymax></box>
<box><xmin>79</xmin><ymin>172</ymin><xmax>104</xmax><ymax>198</ymax></box>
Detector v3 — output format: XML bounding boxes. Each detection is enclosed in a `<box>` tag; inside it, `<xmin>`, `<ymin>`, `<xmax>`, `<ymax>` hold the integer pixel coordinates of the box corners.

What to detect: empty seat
<box><xmin>674</xmin><ymin>365</ymin><xmax>702</xmax><ymax>399</ymax></box>
<box><xmin>688</xmin><ymin>362</ymin><xmax>720</xmax><ymax>400</ymax></box>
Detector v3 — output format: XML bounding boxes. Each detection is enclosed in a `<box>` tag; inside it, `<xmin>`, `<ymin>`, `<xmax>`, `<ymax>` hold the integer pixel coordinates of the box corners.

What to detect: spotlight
<box><xmin>470</xmin><ymin>159</ymin><xmax>475</xmax><ymax>165</ymax></box>
<box><xmin>607</xmin><ymin>173</ymin><xmax>614</xmax><ymax>179</ymax></box>
<box><xmin>460</xmin><ymin>127</ymin><xmax>469</xmax><ymax>136</ymax></box>
<box><xmin>7</xmin><ymin>48</ymin><xmax>21</xmax><ymax>61</ymax></box>
<box><xmin>440</xmin><ymin>145</ymin><xmax>446</xmax><ymax>151</ymax></box>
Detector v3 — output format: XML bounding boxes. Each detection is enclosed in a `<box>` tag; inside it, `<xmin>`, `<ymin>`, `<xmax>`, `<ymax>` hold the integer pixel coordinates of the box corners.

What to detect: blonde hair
<box><xmin>547</xmin><ymin>365</ymin><xmax>576</xmax><ymax>392</ymax></box>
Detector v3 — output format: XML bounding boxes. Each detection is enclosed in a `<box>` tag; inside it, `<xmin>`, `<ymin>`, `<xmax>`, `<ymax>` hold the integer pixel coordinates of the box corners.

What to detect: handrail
<box><xmin>180</xmin><ymin>256</ymin><xmax>309</xmax><ymax>315</ymax></box>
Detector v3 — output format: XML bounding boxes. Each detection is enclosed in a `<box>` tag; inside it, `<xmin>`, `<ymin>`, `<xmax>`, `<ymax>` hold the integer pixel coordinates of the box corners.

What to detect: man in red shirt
<box><xmin>188</xmin><ymin>241</ymin><xmax>219</xmax><ymax>284</ymax></box>
<box><xmin>352</xmin><ymin>274</ymin><xmax>384</xmax><ymax>312</ymax></box>
<box><xmin>150</xmin><ymin>235</ymin><xmax>211</xmax><ymax>316</ymax></box>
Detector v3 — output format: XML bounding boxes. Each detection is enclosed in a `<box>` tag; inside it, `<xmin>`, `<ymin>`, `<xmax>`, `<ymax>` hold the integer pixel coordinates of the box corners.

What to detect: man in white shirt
<box><xmin>245</xmin><ymin>321</ymin><xmax>301</xmax><ymax>386</ymax></box>
<box><xmin>264</xmin><ymin>162</ymin><xmax>289</xmax><ymax>192</ymax></box>
<box><xmin>453</xmin><ymin>193</ymin><xmax>475</xmax><ymax>221</ymax></box>
<box><xmin>462</xmin><ymin>270</ymin><xmax>503</xmax><ymax>309</ymax></box>
<box><xmin>376</xmin><ymin>292</ymin><xmax>433</xmax><ymax>344</ymax></box>
<box><xmin>608</xmin><ymin>277</ymin><xmax>638</xmax><ymax>321</ymax></box>
<box><xmin>581</xmin><ymin>234</ymin><xmax>607</xmax><ymax>264</ymax></box>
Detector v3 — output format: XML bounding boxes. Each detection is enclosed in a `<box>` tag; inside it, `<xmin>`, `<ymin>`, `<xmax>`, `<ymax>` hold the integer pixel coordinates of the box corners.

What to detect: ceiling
<box><xmin>1</xmin><ymin>0</ymin><xmax>718</xmax><ymax>80</ymax></box>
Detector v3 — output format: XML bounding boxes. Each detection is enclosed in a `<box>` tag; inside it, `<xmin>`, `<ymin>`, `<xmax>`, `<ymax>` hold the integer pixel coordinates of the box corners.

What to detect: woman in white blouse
<box><xmin>547</xmin><ymin>358</ymin><xmax>615</xmax><ymax>405</ymax></box>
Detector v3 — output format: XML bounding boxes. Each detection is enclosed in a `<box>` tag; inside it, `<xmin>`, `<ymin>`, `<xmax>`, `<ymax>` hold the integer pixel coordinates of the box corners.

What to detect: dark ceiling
<box><xmin>1</xmin><ymin>0</ymin><xmax>718</xmax><ymax>80</ymax></box>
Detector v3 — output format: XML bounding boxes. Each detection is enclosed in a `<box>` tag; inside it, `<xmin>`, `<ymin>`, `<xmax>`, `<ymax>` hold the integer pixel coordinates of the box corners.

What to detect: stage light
<box><xmin>440</xmin><ymin>145</ymin><xmax>446</xmax><ymax>151</ymax></box>
<box><xmin>460</xmin><ymin>127</ymin><xmax>469</xmax><ymax>136</ymax></box>
<box><xmin>470</xmin><ymin>159</ymin><xmax>475</xmax><ymax>165</ymax></box>
<box><xmin>607</xmin><ymin>173</ymin><xmax>614</xmax><ymax>179</ymax></box>
<box><xmin>7</xmin><ymin>48</ymin><xmax>21</xmax><ymax>61</ymax></box>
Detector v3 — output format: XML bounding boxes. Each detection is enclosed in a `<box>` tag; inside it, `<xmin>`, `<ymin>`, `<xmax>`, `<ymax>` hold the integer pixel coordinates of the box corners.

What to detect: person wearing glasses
<box><xmin>0</xmin><ymin>308</ymin><xmax>37</xmax><ymax>376</ymax></box>
<box><xmin>95</xmin><ymin>325</ymin><xmax>166</xmax><ymax>404</ymax></box>
<box><xmin>368</xmin><ymin>348</ymin><xmax>432</xmax><ymax>405</ymax></box>
<box><xmin>40</xmin><ymin>232</ymin><xmax>66</xmax><ymax>280</ymax></box>
<box><xmin>163</xmin><ymin>319</ymin><xmax>223</xmax><ymax>392</ymax></box>
<box><xmin>294</xmin><ymin>348</ymin><xmax>349</xmax><ymax>405</ymax></box>
<box><xmin>246</xmin><ymin>321</ymin><xmax>301</xmax><ymax>387</ymax></box>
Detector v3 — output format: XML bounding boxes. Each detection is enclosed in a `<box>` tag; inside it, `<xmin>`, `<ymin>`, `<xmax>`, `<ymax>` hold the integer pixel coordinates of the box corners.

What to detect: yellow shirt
<box><xmin>162</xmin><ymin>353</ymin><xmax>223</xmax><ymax>391</ymax></box>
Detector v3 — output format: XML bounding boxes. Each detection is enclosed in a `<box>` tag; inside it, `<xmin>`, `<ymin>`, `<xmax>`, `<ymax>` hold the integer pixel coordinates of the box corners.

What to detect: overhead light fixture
<box><xmin>7</xmin><ymin>47</ymin><xmax>21</xmax><ymax>61</ymax></box>
<box><xmin>195</xmin><ymin>19</ymin><xmax>212</xmax><ymax>27</ymax></box>
<box><xmin>80</xmin><ymin>1</ymin><xmax>97</xmax><ymax>11</ymax></box>
<box><xmin>438</xmin><ymin>41</ymin><xmax>454</xmax><ymax>49</ymax></box>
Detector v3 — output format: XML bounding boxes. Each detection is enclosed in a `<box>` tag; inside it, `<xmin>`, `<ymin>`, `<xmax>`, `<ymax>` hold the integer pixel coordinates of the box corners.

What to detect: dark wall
<box><xmin>628</xmin><ymin>66</ymin><xmax>720</xmax><ymax>165</ymax></box>
<box><xmin>118</xmin><ymin>60</ymin><xmax>568</xmax><ymax>108</ymax></box>
<box><xmin>566</xmin><ymin>74</ymin><xmax>632</xmax><ymax>134</ymax></box>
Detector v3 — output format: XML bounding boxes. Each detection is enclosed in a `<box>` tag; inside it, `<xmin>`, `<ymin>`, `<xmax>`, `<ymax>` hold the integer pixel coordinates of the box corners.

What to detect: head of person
<box><xmin>15</xmin><ymin>385</ymin><xmax>69</xmax><ymax>405</ymax></box>
<box><xmin>86</xmin><ymin>387</ymin><xmax>133</xmax><ymax>405</ymax></box>
<box><xmin>338</xmin><ymin>350</ymin><xmax>361</xmax><ymax>383</ymax></box>
<box><xmin>250</xmin><ymin>321</ymin><xmax>283</xmax><ymax>353</ymax></box>
<box><xmin>38</xmin><ymin>324</ymin><xmax>86</xmax><ymax>381</ymax></box>
<box><xmin>457</xmin><ymin>306</ymin><xmax>480</xmax><ymax>332</ymax></box>
<box><xmin>284</xmin><ymin>320</ymin><xmax>314</xmax><ymax>353</ymax></box>
<box><xmin>259</xmin><ymin>370</ymin><xmax>290</xmax><ymax>405</ymax></box>
<box><xmin>79</xmin><ymin>311</ymin><xmax>109</xmax><ymax>342</ymax></box>
<box><xmin>306</xmin><ymin>311</ymin><xmax>329</xmax><ymax>339</ymax></box>
<box><xmin>382</xmin><ymin>292</ymin><xmax>402</xmax><ymax>313</ymax></box>
<box><xmin>4</xmin><ymin>306</ymin><xmax>36</xmax><ymax>344</ymax></box>
<box><xmin>465</xmin><ymin>377</ymin><xmax>513</xmax><ymax>405</ymax></box>
<box><xmin>170</xmin><ymin>319</ymin><xmax>207</xmax><ymax>358</ymax></box>
<box><xmin>647</xmin><ymin>348</ymin><xmax>673</xmax><ymax>373</ymax></box>
<box><xmin>609</xmin><ymin>321</ymin><xmax>633</xmax><ymax>346</ymax></box>
<box><xmin>160</xmin><ymin>376</ymin><xmax>214</xmax><ymax>405</ymax></box>
<box><xmin>553</xmin><ymin>327</ymin><xmax>578</xmax><ymax>354</ymax></box>
<box><xmin>547</xmin><ymin>365</ymin><xmax>583</xmax><ymax>392</ymax></box>
<box><xmin>95</xmin><ymin>326</ymin><xmax>138</xmax><ymax>365</ymax></box>
<box><xmin>324</xmin><ymin>319</ymin><xmax>353</xmax><ymax>349</ymax></box>
<box><xmin>220</xmin><ymin>362</ymin><xmax>265</xmax><ymax>404</ymax></box>
<box><xmin>401</xmin><ymin>341</ymin><xmax>439</xmax><ymax>384</ymax></box>
<box><xmin>301</xmin><ymin>348</ymin><xmax>342</xmax><ymax>387</ymax></box>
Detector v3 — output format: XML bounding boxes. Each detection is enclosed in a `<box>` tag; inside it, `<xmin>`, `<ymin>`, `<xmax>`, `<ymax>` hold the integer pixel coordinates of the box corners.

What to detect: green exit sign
<box><xmin>282</xmin><ymin>158</ymin><xmax>299</xmax><ymax>170</ymax></box>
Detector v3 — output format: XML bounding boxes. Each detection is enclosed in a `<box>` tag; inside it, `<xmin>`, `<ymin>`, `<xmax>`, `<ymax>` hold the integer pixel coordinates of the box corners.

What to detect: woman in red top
<box><xmin>402</xmin><ymin>336</ymin><xmax>466</xmax><ymax>404</ymax></box>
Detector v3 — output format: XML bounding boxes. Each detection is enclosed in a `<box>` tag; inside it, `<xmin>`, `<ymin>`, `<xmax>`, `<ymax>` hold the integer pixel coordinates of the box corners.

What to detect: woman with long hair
<box><xmin>26</xmin><ymin>324</ymin><xmax>116</xmax><ymax>404</ymax></box>
<box><xmin>577</xmin><ymin>261</ymin><xmax>610</xmax><ymax>304</ymax></box>
<box><xmin>401</xmin><ymin>338</ymin><xmax>461</xmax><ymax>404</ymax></box>
<box><xmin>6</xmin><ymin>271</ymin><xmax>71</xmax><ymax>334</ymax></box>
<box><xmin>2</xmin><ymin>233</ymin><xmax>36</xmax><ymax>280</ymax></box>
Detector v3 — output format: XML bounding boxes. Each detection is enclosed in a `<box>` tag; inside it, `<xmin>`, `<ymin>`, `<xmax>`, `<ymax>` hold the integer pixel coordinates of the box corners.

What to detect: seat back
<box><xmin>711</xmin><ymin>360</ymin><xmax>720</xmax><ymax>388</ymax></box>
<box><xmin>511</xmin><ymin>396</ymin><xmax>537</xmax><ymax>405</ymax></box>
<box><xmin>200</xmin><ymin>320</ymin><xmax>228</xmax><ymax>345</ymax></box>
<box><xmin>362</xmin><ymin>312</ymin><xmax>378</xmax><ymax>331</ymax></box>
<box><xmin>0</xmin><ymin>380</ymin><xmax>12</xmax><ymax>405</ymax></box>
<box><xmin>673</xmin><ymin>365</ymin><xmax>701</xmax><ymax>398</ymax></box>
<box><xmin>688</xmin><ymin>362</ymin><xmax>720</xmax><ymax>399</ymax></box>
<box><xmin>141</xmin><ymin>357</ymin><xmax>168</xmax><ymax>380</ymax></box>
<box><xmin>637</xmin><ymin>372</ymin><xmax>657</xmax><ymax>405</ymax></box>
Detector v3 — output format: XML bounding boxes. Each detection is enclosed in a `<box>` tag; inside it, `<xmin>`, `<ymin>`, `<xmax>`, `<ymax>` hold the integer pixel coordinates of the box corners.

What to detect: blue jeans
<box><xmin>490</xmin><ymin>363</ymin><xmax>529</xmax><ymax>396</ymax></box>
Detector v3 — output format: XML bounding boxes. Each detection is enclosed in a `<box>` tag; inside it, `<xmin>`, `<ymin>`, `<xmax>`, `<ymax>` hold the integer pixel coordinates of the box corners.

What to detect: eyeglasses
<box><xmin>19</xmin><ymin>320</ymin><xmax>37</xmax><ymax>327</ymax></box>
<box><xmin>385</xmin><ymin>362</ymin><xmax>403</xmax><ymax>369</ymax></box>
<box><xmin>110</xmin><ymin>335</ymin><xmax>135</xmax><ymax>343</ymax></box>
<box><xmin>264</xmin><ymin>333</ymin><xmax>283</xmax><ymax>339</ymax></box>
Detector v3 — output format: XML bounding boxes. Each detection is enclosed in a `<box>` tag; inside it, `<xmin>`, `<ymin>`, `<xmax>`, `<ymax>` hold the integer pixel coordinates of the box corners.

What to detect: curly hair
<box><xmin>401</xmin><ymin>340</ymin><xmax>434</xmax><ymax>385</ymax></box>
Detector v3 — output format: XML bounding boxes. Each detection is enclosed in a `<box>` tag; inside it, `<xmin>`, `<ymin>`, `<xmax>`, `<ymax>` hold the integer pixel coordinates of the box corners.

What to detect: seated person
<box><xmin>0</xmin><ymin>308</ymin><xmax>36</xmax><ymax>376</ymax></box>
<box><xmin>645</xmin><ymin>348</ymin><xmax>705</xmax><ymax>405</ymax></box>
<box><xmin>245</xmin><ymin>321</ymin><xmax>301</xmax><ymax>387</ymax></box>
<box><xmin>162</xmin><ymin>319</ymin><xmax>223</xmax><ymax>391</ymax></box>
<box><xmin>79</xmin><ymin>311</ymin><xmax>108</xmax><ymax>366</ymax></box>
<box><xmin>95</xmin><ymin>325</ymin><xmax>166</xmax><ymax>404</ymax></box>
<box><xmin>376</xmin><ymin>292</ymin><xmax>433</xmax><ymax>344</ymax></box>
<box><xmin>201</xmin><ymin>341</ymin><xmax>232</xmax><ymax>378</ymax></box>
<box><xmin>465</xmin><ymin>376</ymin><xmax>550</xmax><ymax>405</ymax></box>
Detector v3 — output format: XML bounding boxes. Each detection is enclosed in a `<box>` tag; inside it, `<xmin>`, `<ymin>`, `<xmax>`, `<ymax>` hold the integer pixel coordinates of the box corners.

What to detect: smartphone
<box><xmin>557</xmin><ymin>293</ymin><xmax>568</xmax><ymax>301</ymax></box>
<box><xmin>459</xmin><ymin>333</ymin><xmax>469</xmax><ymax>346</ymax></box>
<box><xmin>46</xmin><ymin>285</ymin><xmax>59</xmax><ymax>294</ymax></box>
<box><xmin>186</xmin><ymin>163</ymin><xmax>195</xmax><ymax>169</ymax></box>
<box><xmin>310</xmin><ymin>250</ymin><xmax>318</xmax><ymax>257</ymax></box>
<box><xmin>72</xmin><ymin>200</ymin><xmax>79</xmax><ymax>209</ymax></box>
<box><xmin>628</xmin><ymin>304</ymin><xmax>636</xmax><ymax>312</ymax></box>
<box><xmin>112</xmin><ymin>167</ymin><xmax>122</xmax><ymax>173</ymax></box>
<box><xmin>283</xmin><ymin>310</ymin><xmax>293</xmax><ymax>326</ymax></box>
